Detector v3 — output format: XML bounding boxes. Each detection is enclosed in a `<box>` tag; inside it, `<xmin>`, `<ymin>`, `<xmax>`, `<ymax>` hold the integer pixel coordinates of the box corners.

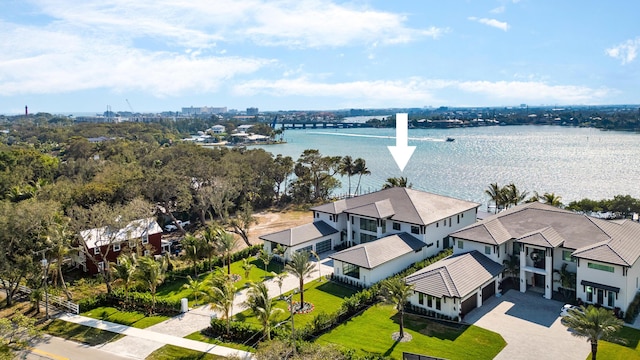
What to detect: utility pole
<box><xmin>33</xmin><ymin>248</ymin><xmax>52</xmax><ymax>319</ymax></box>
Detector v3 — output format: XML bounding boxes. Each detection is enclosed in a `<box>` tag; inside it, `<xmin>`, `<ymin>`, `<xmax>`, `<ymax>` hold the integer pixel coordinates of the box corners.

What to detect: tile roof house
<box><xmin>75</xmin><ymin>218</ymin><xmax>163</xmax><ymax>274</ymax></box>
<box><xmin>260</xmin><ymin>187</ymin><xmax>480</xmax><ymax>287</ymax></box>
<box><xmin>432</xmin><ymin>201</ymin><xmax>640</xmax><ymax>317</ymax></box>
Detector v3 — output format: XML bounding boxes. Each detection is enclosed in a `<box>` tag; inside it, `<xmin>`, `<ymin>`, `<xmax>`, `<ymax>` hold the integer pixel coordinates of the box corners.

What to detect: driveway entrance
<box><xmin>464</xmin><ymin>290</ymin><xmax>590</xmax><ymax>360</ymax></box>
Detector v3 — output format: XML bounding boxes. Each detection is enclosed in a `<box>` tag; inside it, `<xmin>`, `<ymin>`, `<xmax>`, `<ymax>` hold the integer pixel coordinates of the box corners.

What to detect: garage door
<box><xmin>482</xmin><ymin>281</ymin><xmax>496</xmax><ymax>300</ymax></box>
<box><xmin>461</xmin><ymin>295</ymin><xmax>477</xmax><ymax>316</ymax></box>
<box><xmin>297</xmin><ymin>245</ymin><xmax>313</xmax><ymax>254</ymax></box>
<box><xmin>316</xmin><ymin>239</ymin><xmax>332</xmax><ymax>254</ymax></box>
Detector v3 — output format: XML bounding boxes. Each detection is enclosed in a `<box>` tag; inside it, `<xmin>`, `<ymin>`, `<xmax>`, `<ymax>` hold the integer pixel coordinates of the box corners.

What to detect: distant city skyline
<box><xmin>1</xmin><ymin>1</ymin><xmax>639</xmax><ymax>114</ymax></box>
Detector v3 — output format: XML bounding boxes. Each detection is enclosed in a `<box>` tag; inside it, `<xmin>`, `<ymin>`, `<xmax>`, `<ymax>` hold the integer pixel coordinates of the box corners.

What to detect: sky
<box><xmin>1</xmin><ymin>0</ymin><xmax>639</xmax><ymax>114</ymax></box>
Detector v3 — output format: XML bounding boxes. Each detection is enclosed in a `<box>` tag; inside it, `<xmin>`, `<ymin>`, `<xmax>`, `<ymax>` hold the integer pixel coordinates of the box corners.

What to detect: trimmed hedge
<box><xmin>78</xmin><ymin>288</ymin><xmax>181</xmax><ymax>316</ymax></box>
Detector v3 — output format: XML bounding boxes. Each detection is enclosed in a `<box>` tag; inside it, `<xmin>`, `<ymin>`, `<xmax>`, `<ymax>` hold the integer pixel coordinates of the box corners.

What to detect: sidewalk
<box><xmin>62</xmin><ymin>256</ymin><xmax>335</xmax><ymax>359</ymax></box>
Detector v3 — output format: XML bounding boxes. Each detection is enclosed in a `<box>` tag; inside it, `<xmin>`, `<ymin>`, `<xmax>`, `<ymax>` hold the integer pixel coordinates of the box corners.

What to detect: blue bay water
<box><xmin>253</xmin><ymin>126</ymin><xmax>640</xmax><ymax>208</ymax></box>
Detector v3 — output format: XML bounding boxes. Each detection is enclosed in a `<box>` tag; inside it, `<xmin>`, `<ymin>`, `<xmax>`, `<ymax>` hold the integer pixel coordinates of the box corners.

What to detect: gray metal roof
<box><xmin>451</xmin><ymin>202</ymin><xmax>640</xmax><ymax>266</ymax></box>
<box><xmin>311</xmin><ymin>187</ymin><xmax>479</xmax><ymax>226</ymax></box>
<box><xmin>330</xmin><ymin>232</ymin><xmax>425</xmax><ymax>269</ymax></box>
<box><xmin>405</xmin><ymin>251</ymin><xmax>503</xmax><ymax>298</ymax></box>
<box><xmin>259</xmin><ymin>220</ymin><xmax>338</xmax><ymax>247</ymax></box>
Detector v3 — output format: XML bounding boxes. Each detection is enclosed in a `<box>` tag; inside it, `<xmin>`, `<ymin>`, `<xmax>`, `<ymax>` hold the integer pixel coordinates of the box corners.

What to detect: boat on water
<box><xmin>446</xmin><ymin>137</ymin><xmax>455</xmax><ymax>142</ymax></box>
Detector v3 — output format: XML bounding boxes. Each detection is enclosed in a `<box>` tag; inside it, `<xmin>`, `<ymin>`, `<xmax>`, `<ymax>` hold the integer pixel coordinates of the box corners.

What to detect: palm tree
<box><xmin>208</xmin><ymin>274</ymin><xmax>236</xmax><ymax>336</ymax></box>
<box><xmin>382</xmin><ymin>176</ymin><xmax>411</xmax><ymax>189</ymax></box>
<box><xmin>562</xmin><ymin>305</ymin><xmax>624</xmax><ymax>360</ymax></box>
<box><xmin>502</xmin><ymin>254</ymin><xmax>519</xmax><ymax>284</ymax></box>
<box><xmin>134</xmin><ymin>256</ymin><xmax>167</xmax><ymax>314</ymax></box>
<box><xmin>285</xmin><ymin>251</ymin><xmax>315</xmax><ymax>309</ymax></box>
<box><xmin>242</xmin><ymin>282</ymin><xmax>284</xmax><ymax>341</ymax></box>
<box><xmin>241</xmin><ymin>258</ymin><xmax>255</xmax><ymax>280</ymax></box>
<box><xmin>258</xmin><ymin>248</ymin><xmax>273</xmax><ymax>274</ymax></box>
<box><xmin>379</xmin><ymin>277</ymin><xmax>414</xmax><ymax>340</ymax></box>
<box><xmin>339</xmin><ymin>155</ymin><xmax>356</xmax><ymax>196</ymax></box>
<box><xmin>542</xmin><ymin>192</ymin><xmax>563</xmax><ymax>207</ymax></box>
<box><xmin>485</xmin><ymin>182</ymin><xmax>504</xmax><ymax>213</ymax></box>
<box><xmin>554</xmin><ymin>263</ymin><xmax>576</xmax><ymax>301</ymax></box>
<box><xmin>203</xmin><ymin>225</ymin><xmax>224</xmax><ymax>271</ymax></box>
<box><xmin>183</xmin><ymin>275</ymin><xmax>205</xmax><ymax>306</ymax></box>
<box><xmin>182</xmin><ymin>235</ymin><xmax>200</xmax><ymax>277</ymax></box>
<box><xmin>353</xmin><ymin>158</ymin><xmax>371</xmax><ymax>195</ymax></box>
<box><xmin>503</xmin><ymin>183</ymin><xmax>528</xmax><ymax>208</ymax></box>
<box><xmin>271</xmin><ymin>271</ymin><xmax>287</xmax><ymax>297</ymax></box>
<box><xmin>47</xmin><ymin>222</ymin><xmax>73</xmax><ymax>300</ymax></box>
<box><xmin>217</xmin><ymin>231</ymin><xmax>238</xmax><ymax>275</ymax></box>
<box><xmin>112</xmin><ymin>254</ymin><xmax>137</xmax><ymax>305</ymax></box>
<box><xmin>310</xmin><ymin>250</ymin><xmax>322</xmax><ymax>282</ymax></box>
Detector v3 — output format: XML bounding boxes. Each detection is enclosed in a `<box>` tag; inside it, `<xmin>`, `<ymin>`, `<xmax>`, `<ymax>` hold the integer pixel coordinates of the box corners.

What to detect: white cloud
<box><xmin>233</xmin><ymin>77</ymin><xmax>609</xmax><ymax>105</ymax></box>
<box><xmin>468</xmin><ymin>17</ymin><xmax>509</xmax><ymax>31</ymax></box>
<box><xmin>606</xmin><ymin>38</ymin><xmax>640</xmax><ymax>65</ymax></box>
<box><xmin>490</xmin><ymin>6</ymin><xmax>506</xmax><ymax>14</ymax></box>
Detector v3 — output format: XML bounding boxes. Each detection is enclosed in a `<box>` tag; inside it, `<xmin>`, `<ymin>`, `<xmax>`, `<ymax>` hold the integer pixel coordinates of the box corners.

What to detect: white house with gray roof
<box><xmin>443</xmin><ymin>201</ymin><xmax>640</xmax><ymax>315</ymax></box>
<box><xmin>260</xmin><ymin>187</ymin><xmax>480</xmax><ymax>287</ymax></box>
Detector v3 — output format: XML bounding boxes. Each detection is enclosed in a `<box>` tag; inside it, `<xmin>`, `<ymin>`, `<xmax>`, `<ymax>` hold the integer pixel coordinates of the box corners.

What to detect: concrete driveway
<box><xmin>464</xmin><ymin>290</ymin><xmax>591</xmax><ymax>360</ymax></box>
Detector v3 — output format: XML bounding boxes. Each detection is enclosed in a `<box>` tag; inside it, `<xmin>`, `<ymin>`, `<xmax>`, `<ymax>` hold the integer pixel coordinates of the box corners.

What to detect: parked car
<box><xmin>164</xmin><ymin>220</ymin><xmax>190</xmax><ymax>232</ymax></box>
<box><xmin>560</xmin><ymin>304</ymin><xmax>580</xmax><ymax>317</ymax></box>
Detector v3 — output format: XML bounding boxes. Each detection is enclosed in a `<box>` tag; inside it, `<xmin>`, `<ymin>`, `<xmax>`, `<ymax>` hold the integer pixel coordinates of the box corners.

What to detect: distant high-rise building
<box><xmin>246</xmin><ymin>107</ymin><xmax>259</xmax><ymax>115</ymax></box>
<box><xmin>181</xmin><ymin>106</ymin><xmax>227</xmax><ymax>116</ymax></box>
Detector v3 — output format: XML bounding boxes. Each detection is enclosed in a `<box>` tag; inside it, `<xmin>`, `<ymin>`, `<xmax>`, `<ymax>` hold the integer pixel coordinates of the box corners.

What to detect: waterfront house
<box><xmin>261</xmin><ymin>187</ymin><xmax>480</xmax><ymax>287</ymax></box>
<box><xmin>75</xmin><ymin>218</ymin><xmax>163</xmax><ymax>274</ymax></box>
<box><xmin>407</xmin><ymin>201</ymin><xmax>640</xmax><ymax>319</ymax></box>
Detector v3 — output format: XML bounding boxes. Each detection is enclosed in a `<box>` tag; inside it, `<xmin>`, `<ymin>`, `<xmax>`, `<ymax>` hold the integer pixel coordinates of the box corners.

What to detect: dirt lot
<box><xmin>247</xmin><ymin>210</ymin><xmax>313</xmax><ymax>245</ymax></box>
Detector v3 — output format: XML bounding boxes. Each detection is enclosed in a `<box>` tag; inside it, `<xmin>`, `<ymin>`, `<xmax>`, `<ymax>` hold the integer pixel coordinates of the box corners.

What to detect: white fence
<box><xmin>0</xmin><ymin>278</ymin><xmax>79</xmax><ymax>314</ymax></box>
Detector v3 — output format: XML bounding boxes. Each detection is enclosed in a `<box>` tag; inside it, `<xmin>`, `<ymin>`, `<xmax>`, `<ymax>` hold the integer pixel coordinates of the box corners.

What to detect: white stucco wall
<box><xmin>408</xmin><ymin>292</ymin><xmax>457</xmax><ymax>319</ymax></box>
<box><xmin>552</xmin><ymin>247</ymin><xmax>578</xmax><ymax>292</ymax></box>
<box><xmin>333</xmin><ymin>247</ymin><xmax>426</xmax><ymax>287</ymax></box>
<box><xmin>576</xmin><ymin>258</ymin><xmax>627</xmax><ymax>310</ymax></box>
<box><xmin>625</xmin><ymin>258</ymin><xmax>640</xmax><ymax>312</ymax></box>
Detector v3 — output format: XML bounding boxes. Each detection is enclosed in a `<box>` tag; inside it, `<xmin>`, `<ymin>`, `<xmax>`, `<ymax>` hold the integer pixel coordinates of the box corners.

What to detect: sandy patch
<box><xmin>247</xmin><ymin>210</ymin><xmax>313</xmax><ymax>245</ymax></box>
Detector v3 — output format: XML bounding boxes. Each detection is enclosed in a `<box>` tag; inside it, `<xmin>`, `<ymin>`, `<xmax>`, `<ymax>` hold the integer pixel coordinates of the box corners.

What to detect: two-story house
<box><xmin>406</xmin><ymin>202</ymin><xmax>640</xmax><ymax>320</ymax></box>
<box><xmin>261</xmin><ymin>187</ymin><xmax>480</xmax><ymax>287</ymax></box>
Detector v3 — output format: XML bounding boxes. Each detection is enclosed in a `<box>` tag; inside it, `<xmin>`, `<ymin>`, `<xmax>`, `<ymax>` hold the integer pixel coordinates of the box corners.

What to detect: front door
<box><xmin>534</xmin><ymin>273</ymin><xmax>545</xmax><ymax>288</ymax></box>
<box><xmin>597</xmin><ymin>289</ymin><xmax>604</xmax><ymax>305</ymax></box>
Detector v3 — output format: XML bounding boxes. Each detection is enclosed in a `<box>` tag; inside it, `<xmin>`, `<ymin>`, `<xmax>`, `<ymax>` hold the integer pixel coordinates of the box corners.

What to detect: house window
<box><xmin>461</xmin><ymin>213</ymin><xmax>464</xmax><ymax>218</ymax></box>
<box><xmin>315</xmin><ymin>213</ymin><xmax>319</xmax><ymax>218</ymax></box>
<box><xmin>437</xmin><ymin>240</ymin><xmax>439</xmax><ymax>248</ymax></box>
<box><xmin>351</xmin><ymin>217</ymin><xmax>354</xmax><ymax>224</ymax></box>
<box><xmin>343</xmin><ymin>263</ymin><xmax>360</xmax><ymax>279</ymax></box>
<box><xmin>586</xmin><ymin>286</ymin><xmax>593</xmax><ymax>302</ymax></box>
<box><xmin>436</xmin><ymin>222</ymin><xmax>439</xmax><ymax>228</ymax></box>
<box><xmin>418</xmin><ymin>293</ymin><xmax>424</xmax><ymax>305</ymax></box>
<box><xmin>411</xmin><ymin>226</ymin><xmax>420</xmax><ymax>234</ymax></box>
<box><xmin>608</xmin><ymin>291</ymin><xmax>615</xmax><ymax>307</ymax></box>
<box><xmin>393</xmin><ymin>222</ymin><xmax>401</xmax><ymax>231</ymax></box>
<box><xmin>457</xmin><ymin>214</ymin><xmax>460</xmax><ymax>224</ymax></box>
<box><xmin>94</xmin><ymin>247</ymin><xmax>100</xmax><ymax>255</ymax></box>
<box><xmin>427</xmin><ymin>295</ymin><xmax>433</xmax><ymax>308</ymax></box>
<box><xmin>588</xmin><ymin>262</ymin><xmax>614</xmax><ymax>273</ymax></box>
<box><xmin>562</xmin><ymin>250</ymin><xmax>575</xmax><ymax>262</ymax></box>
<box><xmin>485</xmin><ymin>246</ymin><xmax>491</xmax><ymax>255</ymax></box>
<box><xmin>435</xmin><ymin>297</ymin><xmax>441</xmax><ymax>310</ymax></box>
<box><xmin>143</xmin><ymin>249</ymin><xmax>150</xmax><ymax>256</ymax></box>
<box><xmin>97</xmin><ymin>262</ymin><xmax>104</xmax><ymax>271</ymax></box>
<box><xmin>458</xmin><ymin>240</ymin><xmax>464</xmax><ymax>249</ymax></box>
<box><xmin>360</xmin><ymin>233</ymin><xmax>377</xmax><ymax>243</ymax></box>
<box><xmin>142</xmin><ymin>233</ymin><xmax>149</xmax><ymax>244</ymax></box>
<box><xmin>113</xmin><ymin>243</ymin><xmax>121</xmax><ymax>252</ymax></box>
<box><xmin>360</xmin><ymin>218</ymin><xmax>377</xmax><ymax>232</ymax></box>
<box><xmin>449</xmin><ymin>218</ymin><xmax>452</xmax><ymax>227</ymax></box>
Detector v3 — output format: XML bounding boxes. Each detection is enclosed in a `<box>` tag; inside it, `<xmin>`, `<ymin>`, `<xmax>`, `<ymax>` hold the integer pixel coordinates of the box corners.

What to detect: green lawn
<box><xmin>145</xmin><ymin>345</ymin><xmax>225</xmax><ymax>360</ymax></box>
<box><xmin>316</xmin><ymin>304</ymin><xmax>505</xmax><ymax>360</ymax></box>
<box><xmin>42</xmin><ymin>319</ymin><xmax>124</xmax><ymax>346</ymax></box>
<box><xmin>157</xmin><ymin>258</ymin><xmax>284</xmax><ymax>305</ymax></box>
<box><xmin>594</xmin><ymin>326</ymin><xmax>640</xmax><ymax>360</ymax></box>
<box><xmin>185</xmin><ymin>331</ymin><xmax>255</xmax><ymax>353</ymax></box>
<box><xmin>81</xmin><ymin>306</ymin><xmax>169</xmax><ymax>328</ymax></box>
<box><xmin>234</xmin><ymin>280</ymin><xmax>357</xmax><ymax>328</ymax></box>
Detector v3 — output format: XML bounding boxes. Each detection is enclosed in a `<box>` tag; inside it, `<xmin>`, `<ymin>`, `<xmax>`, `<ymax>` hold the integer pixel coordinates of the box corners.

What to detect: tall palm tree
<box><xmin>134</xmin><ymin>256</ymin><xmax>167</xmax><ymax>314</ymax></box>
<box><xmin>47</xmin><ymin>222</ymin><xmax>73</xmax><ymax>300</ymax></box>
<box><xmin>485</xmin><ymin>182</ymin><xmax>504</xmax><ymax>213</ymax></box>
<box><xmin>554</xmin><ymin>263</ymin><xmax>576</xmax><ymax>301</ymax></box>
<box><xmin>208</xmin><ymin>274</ymin><xmax>236</xmax><ymax>336</ymax></box>
<box><xmin>112</xmin><ymin>254</ymin><xmax>137</xmax><ymax>305</ymax></box>
<box><xmin>217</xmin><ymin>231</ymin><xmax>238</xmax><ymax>275</ymax></box>
<box><xmin>182</xmin><ymin>234</ymin><xmax>200</xmax><ymax>277</ymax></box>
<box><xmin>285</xmin><ymin>251</ymin><xmax>315</xmax><ymax>308</ymax></box>
<box><xmin>382</xmin><ymin>176</ymin><xmax>411</xmax><ymax>189</ymax></box>
<box><xmin>339</xmin><ymin>156</ymin><xmax>356</xmax><ymax>197</ymax></box>
<box><xmin>271</xmin><ymin>271</ymin><xmax>287</xmax><ymax>297</ymax></box>
<box><xmin>241</xmin><ymin>258</ymin><xmax>255</xmax><ymax>280</ymax></box>
<box><xmin>202</xmin><ymin>224</ymin><xmax>224</xmax><ymax>271</ymax></box>
<box><xmin>503</xmin><ymin>183</ymin><xmax>528</xmax><ymax>208</ymax></box>
<box><xmin>562</xmin><ymin>305</ymin><xmax>624</xmax><ymax>360</ymax></box>
<box><xmin>310</xmin><ymin>250</ymin><xmax>322</xmax><ymax>281</ymax></box>
<box><xmin>379</xmin><ymin>277</ymin><xmax>414</xmax><ymax>340</ymax></box>
<box><xmin>242</xmin><ymin>282</ymin><xmax>284</xmax><ymax>341</ymax></box>
<box><xmin>353</xmin><ymin>158</ymin><xmax>371</xmax><ymax>195</ymax></box>
<box><xmin>542</xmin><ymin>192</ymin><xmax>563</xmax><ymax>207</ymax></box>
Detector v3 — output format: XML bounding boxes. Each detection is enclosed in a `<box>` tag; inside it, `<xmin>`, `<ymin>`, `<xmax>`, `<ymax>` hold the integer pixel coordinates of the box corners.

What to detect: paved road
<box><xmin>17</xmin><ymin>335</ymin><xmax>134</xmax><ymax>360</ymax></box>
<box><xmin>464</xmin><ymin>290</ymin><xmax>591</xmax><ymax>360</ymax></box>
